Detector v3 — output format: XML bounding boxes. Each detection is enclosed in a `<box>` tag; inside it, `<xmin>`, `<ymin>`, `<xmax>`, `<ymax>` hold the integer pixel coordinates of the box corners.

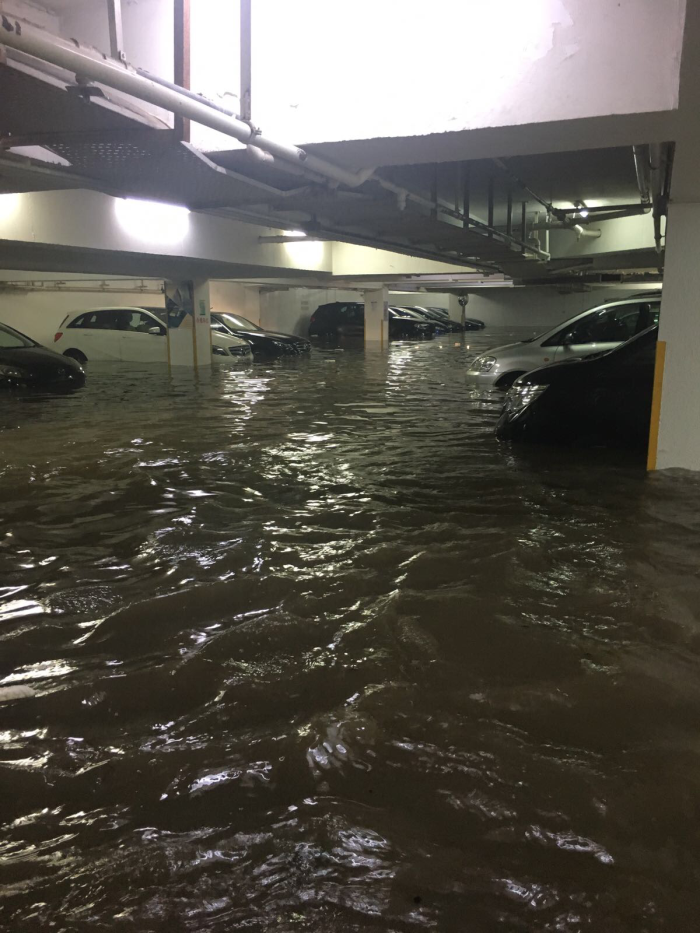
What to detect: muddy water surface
<box><xmin>1</xmin><ymin>330</ymin><xmax>700</xmax><ymax>931</ymax></box>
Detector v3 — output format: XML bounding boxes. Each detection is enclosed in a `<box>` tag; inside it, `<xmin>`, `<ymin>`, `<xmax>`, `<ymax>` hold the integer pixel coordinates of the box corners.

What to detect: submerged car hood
<box><xmin>515</xmin><ymin>356</ymin><xmax>599</xmax><ymax>387</ymax></box>
<box><xmin>475</xmin><ymin>341</ymin><xmax>529</xmax><ymax>358</ymax></box>
<box><xmin>0</xmin><ymin>345</ymin><xmax>78</xmax><ymax>370</ymax></box>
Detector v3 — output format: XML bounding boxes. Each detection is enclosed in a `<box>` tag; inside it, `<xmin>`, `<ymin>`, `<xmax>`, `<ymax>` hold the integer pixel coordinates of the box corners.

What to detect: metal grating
<box><xmin>47</xmin><ymin>135</ymin><xmax>294</xmax><ymax>207</ymax></box>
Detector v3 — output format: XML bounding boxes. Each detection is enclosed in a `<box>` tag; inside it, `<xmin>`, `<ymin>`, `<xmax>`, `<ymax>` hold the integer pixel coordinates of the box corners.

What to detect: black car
<box><xmin>425</xmin><ymin>307</ymin><xmax>485</xmax><ymax>330</ymax></box>
<box><xmin>0</xmin><ymin>321</ymin><xmax>85</xmax><ymax>389</ymax></box>
<box><xmin>405</xmin><ymin>306</ymin><xmax>460</xmax><ymax>333</ymax></box>
<box><xmin>390</xmin><ymin>307</ymin><xmax>442</xmax><ymax>336</ymax></box>
<box><xmin>395</xmin><ymin>306</ymin><xmax>453</xmax><ymax>334</ymax></box>
<box><xmin>211</xmin><ymin>312</ymin><xmax>310</xmax><ymax>356</ymax></box>
<box><xmin>496</xmin><ymin>325</ymin><xmax>658</xmax><ymax>448</ymax></box>
<box><xmin>309</xmin><ymin>302</ymin><xmax>433</xmax><ymax>340</ymax></box>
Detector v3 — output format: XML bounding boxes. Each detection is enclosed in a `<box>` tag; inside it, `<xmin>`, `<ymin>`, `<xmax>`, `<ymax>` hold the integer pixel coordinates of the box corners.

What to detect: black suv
<box><xmin>309</xmin><ymin>302</ymin><xmax>433</xmax><ymax>340</ymax></box>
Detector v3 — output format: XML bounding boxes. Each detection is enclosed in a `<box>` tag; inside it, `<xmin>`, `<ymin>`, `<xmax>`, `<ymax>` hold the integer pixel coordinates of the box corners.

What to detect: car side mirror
<box><xmin>562</xmin><ymin>331</ymin><xmax>575</xmax><ymax>346</ymax></box>
<box><xmin>148</xmin><ymin>326</ymin><xmax>164</xmax><ymax>336</ymax></box>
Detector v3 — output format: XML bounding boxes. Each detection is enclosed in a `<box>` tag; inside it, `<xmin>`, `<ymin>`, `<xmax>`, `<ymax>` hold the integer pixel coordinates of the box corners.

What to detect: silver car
<box><xmin>466</xmin><ymin>296</ymin><xmax>661</xmax><ymax>388</ymax></box>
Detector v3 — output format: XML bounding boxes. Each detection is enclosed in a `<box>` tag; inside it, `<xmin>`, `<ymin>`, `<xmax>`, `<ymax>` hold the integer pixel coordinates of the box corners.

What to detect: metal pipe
<box><xmin>106</xmin><ymin>0</ymin><xmax>124</xmax><ymax>62</ymax></box>
<box><xmin>173</xmin><ymin>0</ymin><xmax>190</xmax><ymax>141</ymax></box>
<box><xmin>136</xmin><ymin>68</ymin><xmax>237</xmax><ymax>117</ymax></box>
<box><xmin>532</xmin><ymin>209</ymin><xmax>644</xmax><ymax>227</ymax></box>
<box><xmin>633</xmin><ymin>144</ymin><xmax>652</xmax><ymax>206</ymax></box>
<box><xmin>0</xmin><ymin>16</ymin><xmax>374</xmax><ymax>189</ymax></box>
<box><xmin>240</xmin><ymin>0</ymin><xmax>252</xmax><ymax>122</ymax></box>
<box><xmin>557</xmin><ymin>202</ymin><xmax>650</xmax><ymax>215</ymax></box>
<box><xmin>462</xmin><ymin>163</ymin><xmax>470</xmax><ymax>229</ymax></box>
<box><xmin>494</xmin><ymin>158</ymin><xmax>559</xmax><ymax>217</ymax></box>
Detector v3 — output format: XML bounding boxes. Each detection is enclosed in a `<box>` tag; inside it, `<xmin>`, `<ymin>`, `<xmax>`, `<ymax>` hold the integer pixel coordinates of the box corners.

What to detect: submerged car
<box><xmin>309</xmin><ymin>302</ymin><xmax>433</xmax><ymax>340</ymax></box>
<box><xmin>211</xmin><ymin>312</ymin><xmax>310</xmax><ymax>356</ymax></box>
<box><xmin>467</xmin><ymin>296</ymin><xmax>660</xmax><ymax>388</ymax></box>
<box><xmin>54</xmin><ymin>307</ymin><xmax>252</xmax><ymax>363</ymax></box>
<box><xmin>424</xmin><ymin>307</ymin><xmax>485</xmax><ymax>330</ymax></box>
<box><xmin>496</xmin><ymin>324</ymin><xmax>658</xmax><ymax>448</ymax></box>
<box><xmin>0</xmin><ymin>321</ymin><xmax>85</xmax><ymax>389</ymax></box>
<box><xmin>396</xmin><ymin>306</ymin><xmax>453</xmax><ymax>334</ymax></box>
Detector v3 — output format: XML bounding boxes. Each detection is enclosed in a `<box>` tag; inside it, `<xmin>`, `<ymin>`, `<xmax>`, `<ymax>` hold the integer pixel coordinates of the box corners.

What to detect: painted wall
<box><xmin>250</xmin><ymin>0</ymin><xmax>685</xmax><ymax>145</ymax></box>
<box><xmin>10</xmin><ymin>0</ymin><xmax>684</xmax><ymax>151</ymax></box>
<box><xmin>0</xmin><ymin>190</ymin><xmax>333</xmax><ymax>276</ymax></box>
<box><xmin>209</xmin><ymin>281</ymin><xmax>261</xmax><ymax>325</ymax></box>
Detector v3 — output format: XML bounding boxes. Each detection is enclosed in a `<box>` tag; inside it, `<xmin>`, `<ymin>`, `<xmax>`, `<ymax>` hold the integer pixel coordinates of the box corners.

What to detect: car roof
<box><xmin>534</xmin><ymin>294</ymin><xmax>661</xmax><ymax>343</ymax></box>
<box><xmin>66</xmin><ymin>306</ymin><xmax>164</xmax><ymax>317</ymax></box>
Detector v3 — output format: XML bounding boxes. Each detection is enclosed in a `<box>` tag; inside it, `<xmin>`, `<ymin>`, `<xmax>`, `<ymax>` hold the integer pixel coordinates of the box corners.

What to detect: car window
<box><xmin>68</xmin><ymin>312</ymin><xmax>107</xmax><ymax>329</ymax></box>
<box><xmin>219</xmin><ymin>313</ymin><xmax>262</xmax><ymax>332</ymax></box>
<box><xmin>560</xmin><ymin>303</ymin><xmax>657</xmax><ymax>346</ymax></box>
<box><xmin>121</xmin><ymin>311</ymin><xmax>163</xmax><ymax>333</ymax></box>
<box><xmin>0</xmin><ymin>322</ymin><xmax>35</xmax><ymax>348</ymax></box>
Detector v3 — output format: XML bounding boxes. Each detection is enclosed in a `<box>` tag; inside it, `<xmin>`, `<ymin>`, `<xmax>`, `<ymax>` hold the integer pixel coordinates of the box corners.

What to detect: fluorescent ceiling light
<box><xmin>115</xmin><ymin>197</ymin><xmax>190</xmax><ymax>244</ymax></box>
<box><xmin>284</xmin><ymin>229</ymin><xmax>307</xmax><ymax>237</ymax></box>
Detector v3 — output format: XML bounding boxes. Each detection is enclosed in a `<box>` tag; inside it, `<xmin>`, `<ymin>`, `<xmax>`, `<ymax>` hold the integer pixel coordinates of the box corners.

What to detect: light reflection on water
<box><xmin>0</xmin><ymin>329</ymin><xmax>699</xmax><ymax>930</ymax></box>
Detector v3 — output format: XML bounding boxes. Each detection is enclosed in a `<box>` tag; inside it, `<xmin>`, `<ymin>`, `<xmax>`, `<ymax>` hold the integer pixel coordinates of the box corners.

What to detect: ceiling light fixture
<box><xmin>114</xmin><ymin>197</ymin><xmax>190</xmax><ymax>244</ymax></box>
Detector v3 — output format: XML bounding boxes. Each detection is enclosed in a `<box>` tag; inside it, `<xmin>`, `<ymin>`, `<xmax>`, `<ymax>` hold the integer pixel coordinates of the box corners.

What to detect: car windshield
<box><xmin>0</xmin><ymin>322</ymin><xmax>36</xmax><ymax>348</ymax></box>
<box><xmin>216</xmin><ymin>313</ymin><xmax>263</xmax><ymax>333</ymax></box>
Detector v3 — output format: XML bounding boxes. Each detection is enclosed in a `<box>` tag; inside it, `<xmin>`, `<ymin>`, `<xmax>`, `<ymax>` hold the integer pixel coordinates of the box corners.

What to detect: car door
<box><xmin>117</xmin><ymin>310</ymin><xmax>167</xmax><ymax>362</ymax></box>
<box><xmin>83</xmin><ymin>310</ymin><xmax>124</xmax><ymax>360</ymax></box>
<box><xmin>583</xmin><ymin>330</ymin><xmax>657</xmax><ymax>445</ymax></box>
<box><xmin>551</xmin><ymin>302</ymin><xmax>649</xmax><ymax>363</ymax></box>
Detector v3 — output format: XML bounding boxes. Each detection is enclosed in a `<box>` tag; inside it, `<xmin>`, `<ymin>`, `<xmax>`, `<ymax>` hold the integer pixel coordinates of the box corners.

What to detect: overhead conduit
<box><xmin>0</xmin><ymin>15</ymin><xmax>373</xmax><ymax>189</ymax></box>
<box><xmin>0</xmin><ymin>14</ymin><xmax>549</xmax><ymax>261</ymax></box>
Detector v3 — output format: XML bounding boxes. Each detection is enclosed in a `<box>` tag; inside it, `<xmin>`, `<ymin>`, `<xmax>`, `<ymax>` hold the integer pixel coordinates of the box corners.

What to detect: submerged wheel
<box><xmin>63</xmin><ymin>349</ymin><xmax>87</xmax><ymax>364</ymax></box>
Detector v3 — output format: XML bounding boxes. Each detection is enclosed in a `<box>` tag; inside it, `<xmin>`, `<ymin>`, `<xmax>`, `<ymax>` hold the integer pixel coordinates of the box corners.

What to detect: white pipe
<box><xmin>531</xmin><ymin>222</ymin><xmax>601</xmax><ymax>238</ymax></box>
<box><xmin>0</xmin><ymin>17</ymin><xmax>373</xmax><ymax>189</ymax></box>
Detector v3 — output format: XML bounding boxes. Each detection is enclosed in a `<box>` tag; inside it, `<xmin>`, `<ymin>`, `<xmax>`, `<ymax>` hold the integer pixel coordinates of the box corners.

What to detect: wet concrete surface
<box><xmin>1</xmin><ymin>329</ymin><xmax>700</xmax><ymax>931</ymax></box>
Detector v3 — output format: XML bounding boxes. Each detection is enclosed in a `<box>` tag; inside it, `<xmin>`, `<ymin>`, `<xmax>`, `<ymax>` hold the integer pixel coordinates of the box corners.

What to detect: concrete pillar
<box><xmin>164</xmin><ymin>279</ymin><xmax>212</xmax><ymax>368</ymax></box>
<box><xmin>653</xmin><ymin>203</ymin><xmax>700</xmax><ymax>470</ymax></box>
<box><xmin>363</xmin><ymin>286</ymin><xmax>389</xmax><ymax>345</ymax></box>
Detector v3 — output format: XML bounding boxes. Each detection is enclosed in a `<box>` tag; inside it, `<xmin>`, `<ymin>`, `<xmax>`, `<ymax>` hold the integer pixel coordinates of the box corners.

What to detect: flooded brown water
<box><xmin>1</xmin><ymin>330</ymin><xmax>700</xmax><ymax>931</ymax></box>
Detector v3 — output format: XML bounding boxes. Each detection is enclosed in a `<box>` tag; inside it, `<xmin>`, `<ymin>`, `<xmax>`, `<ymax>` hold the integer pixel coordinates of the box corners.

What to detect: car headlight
<box><xmin>469</xmin><ymin>355</ymin><xmax>496</xmax><ymax>373</ymax></box>
<box><xmin>503</xmin><ymin>384</ymin><xmax>548</xmax><ymax>416</ymax></box>
<box><xmin>212</xmin><ymin>346</ymin><xmax>228</xmax><ymax>356</ymax></box>
<box><xmin>0</xmin><ymin>364</ymin><xmax>25</xmax><ymax>379</ymax></box>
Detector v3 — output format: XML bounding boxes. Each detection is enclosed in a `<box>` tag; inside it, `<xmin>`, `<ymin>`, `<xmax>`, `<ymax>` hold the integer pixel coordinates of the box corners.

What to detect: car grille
<box><xmin>229</xmin><ymin>346</ymin><xmax>251</xmax><ymax>356</ymax></box>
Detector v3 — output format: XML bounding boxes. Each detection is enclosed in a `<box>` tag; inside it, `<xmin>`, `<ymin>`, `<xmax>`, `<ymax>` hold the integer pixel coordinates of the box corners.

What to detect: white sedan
<box><xmin>53</xmin><ymin>307</ymin><xmax>252</xmax><ymax>363</ymax></box>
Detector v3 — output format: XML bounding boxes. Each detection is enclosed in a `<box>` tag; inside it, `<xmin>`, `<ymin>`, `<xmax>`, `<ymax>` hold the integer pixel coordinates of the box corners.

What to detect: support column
<box><xmin>363</xmin><ymin>286</ymin><xmax>389</xmax><ymax>345</ymax></box>
<box><xmin>653</xmin><ymin>203</ymin><xmax>700</xmax><ymax>469</ymax></box>
<box><xmin>164</xmin><ymin>279</ymin><xmax>212</xmax><ymax>368</ymax></box>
